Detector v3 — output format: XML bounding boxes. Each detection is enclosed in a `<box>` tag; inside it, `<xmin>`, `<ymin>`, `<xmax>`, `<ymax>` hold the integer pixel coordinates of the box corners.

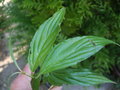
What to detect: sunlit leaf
<box><xmin>28</xmin><ymin>7</ymin><xmax>66</xmax><ymax>72</ymax></box>
<box><xmin>40</xmin><ymin>36</ymin><xmax>115</xmax><ymax>74</ymax></box>
<box><xmin>46</xmin><ymin>68</ymin><xmax>114</xmax><ymax>86</ymax></box>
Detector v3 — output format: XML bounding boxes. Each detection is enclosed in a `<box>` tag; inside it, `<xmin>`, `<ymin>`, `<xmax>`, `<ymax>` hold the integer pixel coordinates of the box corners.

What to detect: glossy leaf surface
<box><xmin>47</xmin><ymin>69</ymin><xmax>113</xmax><ymax>86</ymax></box>
<box><xmin>28</xmin><ymin>8</ymin><xmax>65</xmax><ymax>71</ymax></box>
<box><xmin>40</xmin><ymin>36</ymin><xmax>115</xmax><ymax>74</ymax></box>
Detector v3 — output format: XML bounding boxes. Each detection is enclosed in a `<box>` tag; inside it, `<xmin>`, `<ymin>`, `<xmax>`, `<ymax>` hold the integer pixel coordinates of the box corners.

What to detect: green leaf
<box><xmin>40</xmin><ymin>36</ymin><xmax>115</xmax><ymax>74</ymax></box>
<box><xmin>28</xmin><ymin>7</ymin><xmax>65</xmax><ymax>72</ymax></box>
<box><xmin>46</xmin><ymin>69</ymin><xmax>114</xmax><ymax>86</ymax></box>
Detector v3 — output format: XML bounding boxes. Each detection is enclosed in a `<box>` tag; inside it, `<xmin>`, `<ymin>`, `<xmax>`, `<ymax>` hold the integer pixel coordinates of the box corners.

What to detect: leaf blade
<box><xmin>47</xmin><ymin>69</ymin><xmax>114</xmax><ymax>86</ymax></box>
<box><xmin>28</xmin><ymin>7</ymin><xmax>66</xmax><ymax>72</ymax></box>
<box><xmin>40</xmin><ymin>36</ymin><xmax>115</xmax><ymax>74</ymax></box>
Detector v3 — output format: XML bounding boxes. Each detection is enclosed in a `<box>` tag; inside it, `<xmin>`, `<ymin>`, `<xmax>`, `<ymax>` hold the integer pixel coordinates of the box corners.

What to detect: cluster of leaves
<box><xmin>4</xmin><ymin>0</ymin><xmax>120</xmax><ymax>88</ymax></box>
<box><xmin>28</xmin><ymin>8</ymin><xmax>115</xmax><ymax>90</ymax></box>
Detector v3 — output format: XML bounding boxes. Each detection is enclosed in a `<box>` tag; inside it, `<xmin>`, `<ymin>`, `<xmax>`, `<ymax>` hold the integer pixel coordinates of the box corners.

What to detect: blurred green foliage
<box><xmin>3</xmin><ymin>0</ymin><xmax>120</xmax><ymax>88</ymax></box>
<box><xmin>0</xmin><ymin>0</ymin><xmax>5</xmax><ymax>33</ymax></box>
